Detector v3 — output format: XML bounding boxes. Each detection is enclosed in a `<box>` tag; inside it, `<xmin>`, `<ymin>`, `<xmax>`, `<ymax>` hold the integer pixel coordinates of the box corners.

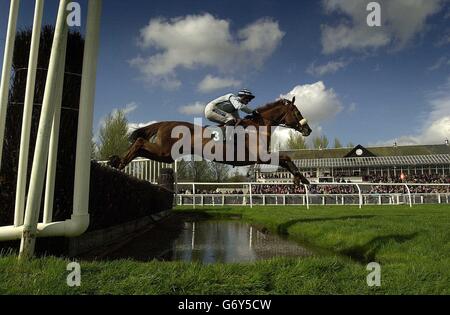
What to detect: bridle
<box><xmin>263</xmin><ymin>99</ymin><xmax>308</xmax><ymax>130</ymax></box>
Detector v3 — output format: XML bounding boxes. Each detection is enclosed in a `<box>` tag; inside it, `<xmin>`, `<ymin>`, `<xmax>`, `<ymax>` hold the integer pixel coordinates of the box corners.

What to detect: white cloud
<box><xmin>321</xmin><ymin>0</ymin><xmax>444</xmax><ymax>54</ymax></box>
<box><xmin>348</xmin><ymin>102</ymin><xmax>357</xmax><ymax>112</ymax></box>
<box><xmin>122</xmin><ymin>102</ymin><xmax>139</xmax><ymax>115</ymax></box>
<box><xmin>128</xmin><ymin>121</ymin><xmax>158</xmax><ymax>134</ymax></box>
<box><xmin>378</xmin><ymin>77</ymin><xmax>450</xmax><ymax>145</ymax></box>
<box><xmin>130</xmin><ymin>14</ymin><xmax>284</xmax><ymax>88</ymax></box>
<box><xmin>272</xmin><ymin>82</ymin><xmax>343</xmax><ymax>150</ymax></box>
<box><xmin>197</xmin><ymin>75</ymin><xmax>241</xmax><ymax>93</ymax></box>
<box><xmin>272</xmin><ymin>126</ymin><xmax>325</xmax><ymax>151</ymax></box>
<box><xmin>428</xmin><ymin>56</ymin><xmax>450</xmax><ymax>71</ymax></box>
<box><xmin>307</xmin><ymin>60</ymin><xmax>348</xmax><ymax>76</ymax></box>
<box><xmin>98</xmin><ymin>102</ymin><xmax>138</xmax><ymax>129</ymax></box>
<box><xmin>178</xmin><ymin>102</ymin><xmax>206</xmax><ymax>115</ymax></box>
<box><xmin>280</xmin><ymin>81</ymin><xmax>344</xmax><ymax>124</ymax></box>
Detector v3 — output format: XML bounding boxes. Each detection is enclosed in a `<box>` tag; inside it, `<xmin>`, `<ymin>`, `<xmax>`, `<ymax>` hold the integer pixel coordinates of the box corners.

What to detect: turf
<box><xmin>0</xmin><ymin>204</ymin><xmax>449</xmax><ymax>294</ymax></box>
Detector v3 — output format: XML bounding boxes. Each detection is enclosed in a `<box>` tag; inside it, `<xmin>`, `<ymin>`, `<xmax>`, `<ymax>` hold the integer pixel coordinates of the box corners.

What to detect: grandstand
<box><xmin>256</xmin><ymin>143</ymin><xmax>450</xmax><ymax>184</ymax></box>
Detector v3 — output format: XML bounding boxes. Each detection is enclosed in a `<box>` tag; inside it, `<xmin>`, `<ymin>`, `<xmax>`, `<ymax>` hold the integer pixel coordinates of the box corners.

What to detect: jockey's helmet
<box><xmin>237</xmin><ymin>89</ymin><xmax>255</xmax><ymax>100</ymax></box>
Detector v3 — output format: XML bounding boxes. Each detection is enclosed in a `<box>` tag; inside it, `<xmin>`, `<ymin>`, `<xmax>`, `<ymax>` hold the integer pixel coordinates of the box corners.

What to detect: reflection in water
<box><xmin>106</xmin><ymin>220</ymin><xmax>312</xmax><ymax>264</ymax></box>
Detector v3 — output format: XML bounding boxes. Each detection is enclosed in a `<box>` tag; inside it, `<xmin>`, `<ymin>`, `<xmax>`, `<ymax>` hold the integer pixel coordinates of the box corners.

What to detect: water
<box><xmin>105</xmin><ymin>218</ymin><xmax>312</xmax><ymax>263</ymax></box>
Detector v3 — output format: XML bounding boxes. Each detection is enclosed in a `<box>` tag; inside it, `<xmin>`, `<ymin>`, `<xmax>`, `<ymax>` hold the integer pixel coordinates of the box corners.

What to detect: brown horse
<box><xmin>108</xmin><ymin>97</ymin><xmax>312</xmax><ymax>185</ymax></box>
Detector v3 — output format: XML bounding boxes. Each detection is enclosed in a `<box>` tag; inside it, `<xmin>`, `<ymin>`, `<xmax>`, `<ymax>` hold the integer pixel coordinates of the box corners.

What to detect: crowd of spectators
<box><xmin>250</xmin><ymin>184</ymin><xmax>448</xmax><ymax>195</ymax></box>
<box><xmin>178</xmin><ymin>173</ymin><xmax>449</xmax><ymax>195</ymax></box>
<box><xmin>365</xmin><ymin>174</ymin><xmax>449</xmax><ymax>184</ymax></box>
<box><xmin>179</xmin><ymin>183</ymin><xmax>449</xmax><ymax>195</ymax></box>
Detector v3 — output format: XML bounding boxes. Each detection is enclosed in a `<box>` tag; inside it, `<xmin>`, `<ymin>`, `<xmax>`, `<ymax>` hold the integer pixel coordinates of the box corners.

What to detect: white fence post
<box><xmin>192</xmin><ymin>183</ymin><xmax>196</xmax><ymax>209</ymax></box>
<box><xmin>19</xmin><ymin>0</ymin><xmax>71</xmax><ymax>260</ymax></box>
<box><xmin>14</xmin><ymin>0</ymin><xmax>43</xmax><ymax>227</ymax></box>
<box><xmin>43</xmin><ymin>20</ymin><xmax>68</xmax><ymax>224</ymax></box>
<box><xmin>303</xmin><ymin>184</ymin><xmax>309</xmax><ymax>210</ymax></box>
<box><xmin>0</xmin><ymin>0</ymin><xmax>20</xmax><ymax>171</ymax></box>
<box><xmin>249</xmin><ymin>183</ymin><xmax>253</xmax><ymax>208</ymax></box>
<box><xmin>355</xmin><ymin>184</ymin><xmax>362</xmax><ymax>209</ymax></box>
<box><xmin>404</xmin><ymin>184</ymin><xmax>412</xmax><ymax>208</ymax></box>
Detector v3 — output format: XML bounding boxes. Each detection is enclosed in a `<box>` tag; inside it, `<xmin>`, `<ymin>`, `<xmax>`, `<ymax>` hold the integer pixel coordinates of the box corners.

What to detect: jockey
<box><xmin>204</xmin><ymin>89</ymin><xmax>259</xmax><ymax>126</ymax></box>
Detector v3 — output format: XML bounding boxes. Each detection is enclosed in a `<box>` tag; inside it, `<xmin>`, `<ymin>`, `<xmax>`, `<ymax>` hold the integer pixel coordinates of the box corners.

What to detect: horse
<box><xmin>108</xmin><ymin>97</ymin><xmax>312</xmax><ymax>185</ymax></box>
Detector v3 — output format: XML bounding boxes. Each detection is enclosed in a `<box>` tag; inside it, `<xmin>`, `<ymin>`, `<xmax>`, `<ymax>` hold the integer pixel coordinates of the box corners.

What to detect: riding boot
<box><xmin>224</xmin><ymin>119</ymin><xmax>236</xmax><ymax>127</ymax></box>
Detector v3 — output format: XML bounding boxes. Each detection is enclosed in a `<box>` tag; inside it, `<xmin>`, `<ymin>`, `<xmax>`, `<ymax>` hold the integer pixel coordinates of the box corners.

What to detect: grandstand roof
<box><xmin>288</xmin><ymin>154</ymin><xmax>450</xmax><ymax>169</ymax></box>
<box><xmin>283</xmin><ymin>144</ymin><xmax>450</xmax><ymax>160</ymax></box>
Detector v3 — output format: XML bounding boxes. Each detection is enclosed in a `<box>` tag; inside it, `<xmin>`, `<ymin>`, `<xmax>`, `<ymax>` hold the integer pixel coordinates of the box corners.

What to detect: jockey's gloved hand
<box><xmin>252</xmin><ymin>110</ymin><xmax>261</xmax><ymax>116</ymax></box>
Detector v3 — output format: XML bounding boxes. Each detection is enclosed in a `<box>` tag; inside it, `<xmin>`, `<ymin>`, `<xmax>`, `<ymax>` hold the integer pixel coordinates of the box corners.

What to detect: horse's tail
<box><xmin>128</xmin><ymin>122</ymin><xmax>160</xmax><ymax>143</ymax></box>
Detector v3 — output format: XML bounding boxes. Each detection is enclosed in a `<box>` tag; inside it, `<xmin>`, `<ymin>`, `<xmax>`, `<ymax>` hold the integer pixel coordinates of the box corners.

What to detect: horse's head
<box><xmin>276</xmin><ymin>97</ymin><xmax>312</xmax><ymax>137</ymax></box>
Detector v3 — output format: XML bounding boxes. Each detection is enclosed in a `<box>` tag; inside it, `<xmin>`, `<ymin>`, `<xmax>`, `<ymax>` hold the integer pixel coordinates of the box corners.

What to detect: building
<box><xmin>256</xmin><ymin>143</ymin><xmax>450</xmax><ymax>183</ymax></box>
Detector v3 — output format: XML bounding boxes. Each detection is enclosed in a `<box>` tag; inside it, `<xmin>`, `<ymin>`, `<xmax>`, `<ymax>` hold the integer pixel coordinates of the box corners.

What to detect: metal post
<box><xmin>14</xmin><ymin>0</ymin><xmax>43</xmax><ymax>226</ymax></box>
<box><xmin>355</xmin><ymin>184</ymin><xmax>362</xmax><ymax>209</ymax></box>
<box><xmin>404</xmin><ymin>184</ymin><xmax>412</xmax><ymax>208</ymax></box>
<box><xmin>173</xmin><ymin>160</ymin><xmax>178</xmax><ymax>207</ymax></box>
<box><xmin>72</xmin><ymin>0</ymin><xmax>102</xmax><ymax>220</ymax></box>
<box><xmin>43</xmin><ymin>20</ymin><xmax>68</xmax><ymax>224</ymax></box>
<box><xmin>192</xmin><ymin>183</ymin><xmax>196</xmax><ymax>209</ymax></box>
<box><xmin>249</xmin><ymin>183</ymin><xmax>253</xmax><ymax>208</ymax></box>
<box><xmin>303</xmin><ymin>184</ymin><xmax>309</xmax><ymax>210</ymax></box>
<box><xmin>0</xmin><ymin>0</ymin><xmax>20</xmax><ymax>170</ymax></box>
<box><xmin>19</xmin><ymin>0</ymin><xmax>70</xmax><ymax>260</ymax></box>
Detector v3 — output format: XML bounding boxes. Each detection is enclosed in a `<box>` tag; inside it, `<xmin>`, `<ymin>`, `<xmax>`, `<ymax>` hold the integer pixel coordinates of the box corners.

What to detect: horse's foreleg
<box><xmin>279</xmin><ymin>155</ymin><xmax>310</xmax><ymax>186</ymax></box>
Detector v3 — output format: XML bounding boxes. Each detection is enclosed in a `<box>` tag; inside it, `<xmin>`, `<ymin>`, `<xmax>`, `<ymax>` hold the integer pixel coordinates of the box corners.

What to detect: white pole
<box><xmin>303</xmin><ymin>184</ymin><xmax>309</xmax><ymax>209</ymax></box>
<box><xmin>43</xmin><ymin>22</ymin><xmax>68</xmax><ymax>224</ymax></box>
<box><xmin>14</xmin><ymin>0</ymin><xmax>44</xmax><ymax>226</ymax></box>
<box><xmin>72</xmin><ymin>0</ymin><xmax>102</xmax><ymax>219</ymax></box>
<box><xmin>249</xmin><ymin>183</ymin><xmax>253</xmax><ymax>208</ymax></box>
<box><xmin>0</xmin><ymin>0</ymin><xmax>20</xmax><ymax>170</ymax></box>
<box><xmin>192</xmin><ymin>183</ymin><xmax>196</xmax><ymax>209</ymax></box>
<box><xmin>19</xmin><ymin>0</ymin><xmax>70</xmax><ymax>260</ymax></box>
<box><xmin>356</xmin><ymin>184</ymin><xmax>362</xmax><ymax>209</ymax></box>
<box><xmin>404</xmin><ymin>184</ymin><xmax>412</xmax><ymax>208</ymax></box>
<box><xmin>174</xmin><ymin>160</ymin><xmax>178</xmax><ymax>207</ymax></box>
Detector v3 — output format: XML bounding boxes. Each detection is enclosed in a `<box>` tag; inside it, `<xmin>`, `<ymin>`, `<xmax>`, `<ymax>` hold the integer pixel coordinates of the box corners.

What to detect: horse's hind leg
<box><xmin>109</xmin><ymin>137</ymin><xmax>148</xmax><ymax>170</ymax></box>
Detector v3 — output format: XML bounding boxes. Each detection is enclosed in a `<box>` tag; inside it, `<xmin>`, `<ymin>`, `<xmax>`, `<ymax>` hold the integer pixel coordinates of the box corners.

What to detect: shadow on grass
<box><xmin>277</xmin><ymin>215</ymin><xmax>376</xmax><ymax>235</ymax></box>
<box><xmin>340</xmin><ymin>232</ymin><xmax>419</xmax><ymax>263</ymax></box>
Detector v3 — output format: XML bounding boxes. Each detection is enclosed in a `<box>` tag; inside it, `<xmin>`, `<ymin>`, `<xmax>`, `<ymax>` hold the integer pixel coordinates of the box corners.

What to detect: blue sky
<box><xmin>1</xmin><ymin>0</ymin><xmax>450</xmax><ymax>148</ymax></box>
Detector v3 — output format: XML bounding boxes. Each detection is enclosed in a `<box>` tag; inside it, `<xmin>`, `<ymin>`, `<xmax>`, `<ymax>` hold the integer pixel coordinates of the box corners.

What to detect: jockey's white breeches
<box><xmin>204</xmin><ymin>103</ymin><xmax>240</xmax><ymax>124</ymax></box>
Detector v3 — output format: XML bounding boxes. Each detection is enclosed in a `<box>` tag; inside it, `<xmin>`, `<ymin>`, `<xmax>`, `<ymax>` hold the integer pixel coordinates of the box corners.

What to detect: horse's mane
<box><xmin>243</xmin><ymin>99</ymin><xmax>285</xmax><ymax>121</ymax></box>
<box><xmin>255</xmin><ymin>99</ymin><xmax>284</xmax><ymax>113</ymax></box>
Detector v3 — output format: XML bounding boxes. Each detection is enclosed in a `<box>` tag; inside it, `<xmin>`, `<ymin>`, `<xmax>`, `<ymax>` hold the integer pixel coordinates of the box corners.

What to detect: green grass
<box><xmin>1</xmin><ymin>204</ymin><xmax>449</xmax><ymax>294</ymax></box>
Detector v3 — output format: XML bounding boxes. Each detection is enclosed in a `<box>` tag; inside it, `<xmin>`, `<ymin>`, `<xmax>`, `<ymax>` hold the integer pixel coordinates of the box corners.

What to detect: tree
<box><xmin>312</xmin><ymin>135</ymin><xmax>329</xmax><ymax>149</ymax></box>
<box><xmin>347</xmin><ymin>142</ymin><xmax>355</xmax><ymax>148</ymax></box>
<box><xmin>227</xmin><ymin>168</ymin><xmax>248</xmax><ymax>182</ymax></box>
<box><xmin>91</xmin><ymin>136</ymin><xmax>98</xmax><ymax>159</ymax></box>
<box><xmin>97</xmin><ymin>110</ymin><xmax>130</xmax><ymax>160</ymax></box>
<box><xmin>334</xmin><ymin>137</ymin><xmax>343</xmax><ymax>148</ymax></box>
<box><xmin>189</xmin><ymin>160</ymin><xmax>214</xmax><ymax>182</ymax></box>
<box><xmin>286</xmin><ymin>131</ymin><xmax>308</xmax><ymax>150</ymax></box>
<box><xmin>209</xmin><ymin>162</ymin><xmax>230</xmax><ymax>182</ymax></box>
<box><xmin>175</xmin><ymin>159</ymin><xmax>191</xmax><ymax>181</ymax></box>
